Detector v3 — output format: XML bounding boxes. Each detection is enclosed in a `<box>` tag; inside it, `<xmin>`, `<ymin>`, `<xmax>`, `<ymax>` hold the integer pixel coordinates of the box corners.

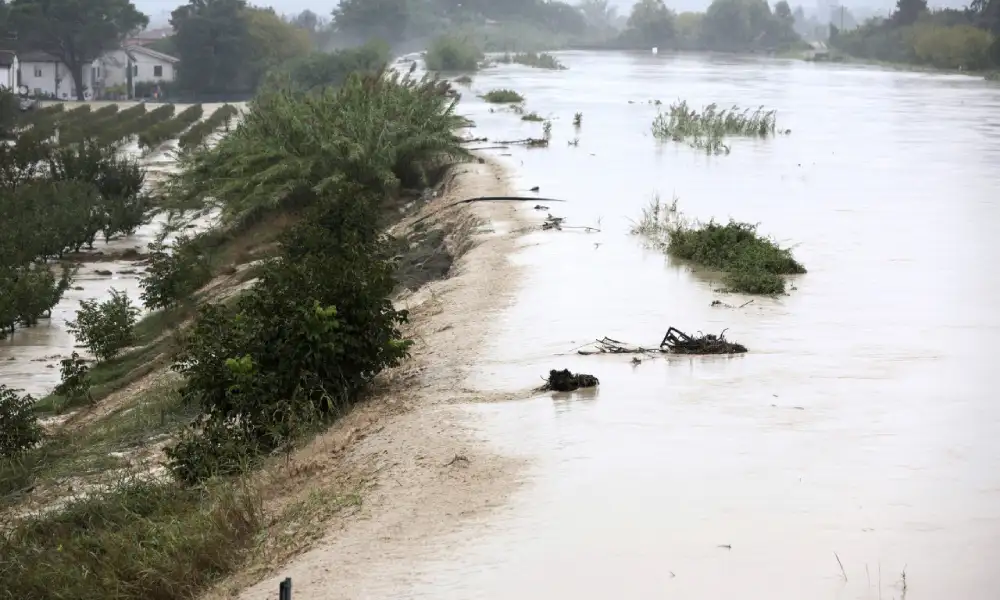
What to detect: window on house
<box><xmin>33</xmin><ymin>67</ymin><xmax>41</xmax><ymax>77</ymax></box>
<box><xmin>153</xmin><ymin>65</ymin><xmax>162</xmax><ymax>77</ymax></box>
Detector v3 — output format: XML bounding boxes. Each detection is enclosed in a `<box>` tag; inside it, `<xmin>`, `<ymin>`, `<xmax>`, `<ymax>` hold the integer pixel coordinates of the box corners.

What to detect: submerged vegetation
<box><xmin>631</xmin><ymin>195</ymin><xmax>805</xmax><ymax>294</ymax></box>
<box><xmin>496</xmin><ymin>51</ymin><xmax>567</xmax><ymax>69</ymax></box>
<box><xmin>481</xmin><ymin>88</ymin><xmax>525</xmax><ymax>103</ymax></box>
<box><xmin>651</xmin><ymin>101</ymin><xmax>782</xmax><ymax>154</ymax></box>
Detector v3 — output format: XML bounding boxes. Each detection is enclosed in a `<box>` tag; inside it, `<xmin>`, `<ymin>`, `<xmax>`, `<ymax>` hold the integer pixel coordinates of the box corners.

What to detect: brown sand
<box><xmin>204</xmin><ymin>158</ymin><xmax>534</xmax><ymax>599</ymax></box>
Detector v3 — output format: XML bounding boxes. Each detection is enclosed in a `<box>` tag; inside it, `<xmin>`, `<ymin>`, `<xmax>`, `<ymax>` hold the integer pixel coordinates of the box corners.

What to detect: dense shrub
<box><xmin>833</xmin><ymin>15</ymin><xmax>997</xmax><ymax>70</ymax></box>
<box><xmin>170</xmin><ymin>68</ymin><xmax>470</xmax><ymax>225</ymax></box>
<box><xmin>667</xmin><ymin>219</ymin><xmax>805</xmax><ymax>294</ymax></box>
<box><xmin>424</xmin><ymin>35</ymin><xmax>484</xmax><ymax>71</ymax></box>
<box><xmin>167</xmin><ymin>191</ymin><xmax>411</xmax><ymax>482</ymax></box>
<box><xmin>261</xmin><ymin>41</ymin><xmax>389</xmax><ymax>93</ymax></box>
<box><xmin>0</xmin><ymin>384</ymin><xmax>41</xmax><ymax>458</ymax></box>
<box><xmin>67</xmin><ymin>289</ymin><xmax>141</xmax><ymax>361</ymax></box>
<box><xmin>53</xmin><ymin>352</ymin><xmax>93</xmax><ymax>406</ymax></box>
<box><xmin>139</xmin><ymin>235</ymin><xmax>213</xmax><ymax>310</ymax></box>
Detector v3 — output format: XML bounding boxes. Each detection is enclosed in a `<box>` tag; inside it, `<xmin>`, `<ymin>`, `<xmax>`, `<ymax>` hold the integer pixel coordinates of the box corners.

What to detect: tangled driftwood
<box><xmin>538</xmin><ymin>369</ymin><xmax>599</xmax><ymax>391</ymax></box>
<box><xmin>578</xmin><ymin>327</ymin><xmax>747</xmax><ymax>356</ymax></box>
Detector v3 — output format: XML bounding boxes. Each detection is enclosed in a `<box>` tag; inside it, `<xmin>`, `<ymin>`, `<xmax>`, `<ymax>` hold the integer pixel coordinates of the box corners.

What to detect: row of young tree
<box><xmin>0</xmin><ymin>96</ymin><xmax>149</xmax><ymax>337</ymax></box>
<box><xmin>830</xmin><ymin>0</ymin><xmax>1000</xmax><ymax>70</ymax></box>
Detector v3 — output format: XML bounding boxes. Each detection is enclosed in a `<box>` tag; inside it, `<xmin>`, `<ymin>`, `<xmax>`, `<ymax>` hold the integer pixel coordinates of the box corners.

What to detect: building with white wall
<box><xmin>18</xmin><ymin>45</ymin><xmax>178</xmax><ymax>100</ymax></box>
<box><xmin>98</xmin><ymin>44</ymin><xmax>179</xmax><ymax>95</ymax></box>
<box><xmin>0</xmin><ymin>51</ymin><xmax>17</xmax><ymax>90</ymax></box>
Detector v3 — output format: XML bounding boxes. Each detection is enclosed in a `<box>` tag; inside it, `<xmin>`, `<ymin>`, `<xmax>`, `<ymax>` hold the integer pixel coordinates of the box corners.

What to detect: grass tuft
<box><xmin>0</xmin><ymin>479</ymin><xmax>262</xmax><ymax>600</ymax></box>
<box><xmin>521</xmin><ymin>111</ymin><xmax>544</xmax><ymax>122</ymax></box>
<box><xmin>424</xmin><ymin>35</ymin><xmax>484</xmax><ymax>72</ymax></box>
<box><xmin>651</xmin><ymin>101</ymin><xmax>782</xmax><ymax>154</ymax></box>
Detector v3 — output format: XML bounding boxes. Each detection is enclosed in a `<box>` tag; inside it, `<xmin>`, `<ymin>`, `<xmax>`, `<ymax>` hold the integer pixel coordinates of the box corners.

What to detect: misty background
<box><xmin>136</xmin><ymin>0</ymin><xmax>973</xmax><ymax>28</ymax></box>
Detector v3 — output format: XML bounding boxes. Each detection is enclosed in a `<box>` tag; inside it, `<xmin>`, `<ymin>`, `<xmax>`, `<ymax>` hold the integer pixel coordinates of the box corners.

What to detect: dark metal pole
<box><xmin>279</xmin><ymin>577</ymin><xmax>292</xmax><ymax>600</ymax></box>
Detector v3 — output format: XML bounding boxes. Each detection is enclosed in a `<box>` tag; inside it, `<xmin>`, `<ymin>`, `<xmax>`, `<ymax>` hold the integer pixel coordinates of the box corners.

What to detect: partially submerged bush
<box><xmin>0</xmin><ymin>479</ymin><xmax>262</xmax><ymax>600</ymax></box>
<box><xmin>481</xmin><ymin>88</ymin><xmax>524</xmax><ymax>103</ymax></box>
<box><xmin>496</xmin><ymin>51</ymin><xmax>566</xmax><ymax>69</ymax></box>
<box><xmin>666</xmin><ymin>219</ymin><xmax>805</xmax><ymax>294</ymax></box>
<box><xmin>68</xmin><ymin>289</ymin><xmax>141</xmax><ymax>361</ymax></box>
<box><xmin>425</xmin><ymin>35</ymin><xmax>484</xmax><ymax>71</ymax></box>
<box><xmin>53</xmin><ymin>352</ymin><xmax>93</xmax><ymax>407</ymax></box>
<box><xmin>0</xmin><ymin>384</ymin><xmax>41</xmax><ymax>458</ymax></box>
<box><xmin>652</xmin><ymin>101</ymin><xmax>781</xmax><ymax>154</ymax></box>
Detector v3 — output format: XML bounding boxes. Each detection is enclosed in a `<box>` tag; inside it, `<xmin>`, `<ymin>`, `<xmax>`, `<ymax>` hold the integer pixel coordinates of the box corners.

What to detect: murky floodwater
<box><xmin>404</xmin><ymin>53</ymin><xmax>1000</xmax><ymax>598</ymax></box>
<box><xmin>0</xmin><ymin>104</ymin><xmax>234</xmax><ymax>394</ymax></box>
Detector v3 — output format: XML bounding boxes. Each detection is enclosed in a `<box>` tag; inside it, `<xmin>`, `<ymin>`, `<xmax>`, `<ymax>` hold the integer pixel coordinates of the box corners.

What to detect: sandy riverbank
<box><xmin>196</xmin><ymin>157</ymin><xmax>537</xmax><ymax>599</ymax></box>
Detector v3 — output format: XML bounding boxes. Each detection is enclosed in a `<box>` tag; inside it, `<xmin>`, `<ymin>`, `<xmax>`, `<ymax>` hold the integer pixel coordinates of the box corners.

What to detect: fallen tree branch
<box><xmin>578</xmin><ymin>327</ymin><xmax>748</xmax><ymax>356</ymax></box>
<box><xmin>408</xmin><ymin>196</ymin><xmax>570</xmax><ymax>228</ymax></box>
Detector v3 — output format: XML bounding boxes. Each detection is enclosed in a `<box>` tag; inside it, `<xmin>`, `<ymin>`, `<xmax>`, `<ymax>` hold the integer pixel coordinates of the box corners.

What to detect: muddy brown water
<box><xmin>393</xmin><ymin>52</ymin><xmax>999</xmax><ymax>599</ymax></box>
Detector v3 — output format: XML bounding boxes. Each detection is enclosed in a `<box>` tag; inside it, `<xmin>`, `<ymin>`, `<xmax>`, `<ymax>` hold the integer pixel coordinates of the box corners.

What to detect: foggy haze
<box><xmin>135</xmin><ymin>0</ymin><xmax>976</xmax><ymax>28</ymax></box>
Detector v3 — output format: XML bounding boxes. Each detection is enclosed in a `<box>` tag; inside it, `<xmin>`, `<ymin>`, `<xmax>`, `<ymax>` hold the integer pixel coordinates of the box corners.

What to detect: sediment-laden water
<box><xmin>398</xmin><ymin>52</ymin><xmax>1000</xmax><ymax>599</ymax></box>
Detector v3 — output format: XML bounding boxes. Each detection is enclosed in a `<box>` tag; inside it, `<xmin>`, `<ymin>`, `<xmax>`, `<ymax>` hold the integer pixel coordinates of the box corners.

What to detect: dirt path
<box><xmin>208</xmin><ymin>158</ymin><xmax>535</xmax><ymax>599</ymax></box>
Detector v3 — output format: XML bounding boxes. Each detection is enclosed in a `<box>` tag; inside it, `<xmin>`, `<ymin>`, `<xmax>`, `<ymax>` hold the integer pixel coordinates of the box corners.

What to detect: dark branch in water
<box><xmin>578</xmin><ymin>327</ymin><xmax>748</xmax><ymax>356</ymax></box>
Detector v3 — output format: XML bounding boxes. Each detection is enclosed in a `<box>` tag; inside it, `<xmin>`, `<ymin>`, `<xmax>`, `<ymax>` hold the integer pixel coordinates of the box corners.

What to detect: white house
<box><xmin>18</xmin><ymin>45</ymin><xmax>178</xmax><ymax>100</ymax></box>
<box><xmin>0</xmin><ymin>51</ymin><xmax>18</xmax><ymax>91</ymax></box>
<box><xmin>98</xmin><ymin>45</ymin><xmax>178</xmax><ymax>95</ymax></box>
<box><xmin>17</xmin><ymin>50</ymin><xmax>99</xmax><ymax>99</ymax></box>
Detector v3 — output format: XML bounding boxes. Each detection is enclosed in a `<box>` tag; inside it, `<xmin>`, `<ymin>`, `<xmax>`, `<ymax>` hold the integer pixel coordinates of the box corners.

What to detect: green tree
<box><xmin>332</xmin><ymin>0</ymin><xmax>409</xmax><ymax>44</ymax></box>
<box><xmin>243</xmin><ymin>7</ymin><xmax>312</xmax><ymax>89</ymax></box>
<box><xmin>171</xmin><ymin>0</ymin><xmax>250</xmax><ymax>95</ymax></box>
<box><xmin>6</xmin><ymin>0</ymin><xmax>148</xmax><ymax>100</ymax></box>
<box><xmin>892</xmin><ymin>0</ymin><xmax>928</xmax><ymax>27</ymax></box>
<box><xmin>624</xmin><ymin>0</ymin><xmax>677</xmax><ymax>47</ymax></box>
<box><xmin>774</xmin><ymin>0</ymin><xmax>793</xmax><ymax>21</ymax></box>
<box><xmin>701</xmin><ymin>0</ymin><xmax>783</xmax><ymax>51</ymax></box>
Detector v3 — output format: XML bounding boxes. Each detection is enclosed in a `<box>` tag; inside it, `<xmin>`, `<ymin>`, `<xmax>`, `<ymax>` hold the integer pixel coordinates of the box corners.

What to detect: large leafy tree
<box><xmin>243</xmin><ymin>8</ymin><xmax>311</xmax><ymax>89</ymax></box>
<box><xmin>171</xmin><ymin>0</ymin><xmax>250</xmax><ymax>95</ymax></box>
<box><xmin>891</xmin><ymin>0</ymin><xmax>928</xmax><ymax>26</ymax></box>
<box><xmin>6</xmin><ymin>0</ymin><xmax>147</xmax><ymax>100</ymax></box>
<box><xmin>624</xmin><ymin>0</ymin><xmax>677</xmax><ymax>47</ymax></box>
<box><xmin>332</xmin><ymin>0</ymin><xmax>409</xmax><ymax>44</ymax></box>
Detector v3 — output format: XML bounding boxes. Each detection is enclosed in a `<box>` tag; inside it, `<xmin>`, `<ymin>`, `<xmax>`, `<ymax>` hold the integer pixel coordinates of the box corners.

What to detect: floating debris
<box><xmin>538</xmin><ymin>369</ymin><xmax>599</xmax><ymax>392</ymax></box>
<box><xmin>578</xmin><ymin>327</ymin><xmax>747</xmax><ymax>356</ymax></box>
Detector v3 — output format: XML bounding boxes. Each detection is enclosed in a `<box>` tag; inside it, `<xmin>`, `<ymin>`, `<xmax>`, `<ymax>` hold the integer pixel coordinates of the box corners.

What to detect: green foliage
<box><xmin>495</xmin><ymin>51</ymin><xmax>567</xmax><ymax>69</ymax></box>
<box><xmin>699</xmin><ymin>0</ymin><xmax>800</xmax><ymax>52</ymax></box>
<box><xmin>260</xmin><ymin>41</ymin><xmax>389</xmax><ymax>93</ymax></box>
<box><xmin>169</xmin><ymin>68</ymin><xmax>470</xmax><ymax>225</ymax></box>
<box><xmin>0</xmin><ymin>384</ymin><xmax>42</xmax><ymax>458</ymax></box>
<box><xmin>178</xmin><ymin>104</ymin><xmax>238</xmax><ymax>150</ymax></box>
<box><xmin>481</xmin><ymin>88</ymin><xmax>525</xmax><ymax>103</ymax></box>
<box><xmin>167</xmin><ymin>193</ymin><xmax>412</xmax><ymax>483</ymax></box>
<box><xmin>138</xmin><ymin>104</ymin><xmax>204</xmax><ymax>150</ymax></box>
<box><xmin>425</xmin><ymin>35</ymin><xmax>484</xmax><ymax>71</ymax></box>
<box><xmin>652</xmin><ymin>100</ymin><xmax>780</xmax><ymax>155</ymax></box>
<box><xmin>6</xmin><ymin>0</ymin><xmax>149</xmax><ymax>100</ymax></box>
<box><xmin>0</xmin><ymin>89</ymin><xmax>18</xmax><ymax>138</ymax></box>
<box><xmin>833</xmin><ymin>11</ymin><xmax>998</xmax><ymax>70</ymax></box>
<box><xmin>666</xmin><ymin>220</ymin><xmax>806</xmax><ymax>294</ymax></box>
<box><xmin>67</xmin><ymin>289</ymin><xmax>141</xmax><ymax>362</ymax></box>
<box><xmin>332</xmin><ymin>0</ymin><xmax>409</xmax><ymax>44</ymax></box>
<box><xmin>139</xmin><ymin>235</ymin><xmax>213</xmax><ymax>310</ymax></box>
<box><xmin>622</xmin><ymin>0</ymin><xmax>677</xmax><ymax>47</ymax></box>
<box><xmin>171</xmin><ymin>0</ymin><xmax>312</xmax><ymax>95</ymax></box>
<box><xmin>54</xmin><ymin>352</ymin><xmax>93</xmax><ymax>406</ymax></box>
<box><xmin>0</xmin><ymin>479</ymin><xmax>262</xmax><ymax>600</ymax></box>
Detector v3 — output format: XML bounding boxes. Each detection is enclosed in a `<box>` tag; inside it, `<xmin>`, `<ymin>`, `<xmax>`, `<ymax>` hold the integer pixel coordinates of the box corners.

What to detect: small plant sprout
<box><xmin>542</xmin><ymin>120</ymin><xmax>552</xmax><ymax>139</ymax></box>
<box><xmin>573</xmin><ymin>112</ymin><xmax>582</xmax><ymax>127</ymax></box>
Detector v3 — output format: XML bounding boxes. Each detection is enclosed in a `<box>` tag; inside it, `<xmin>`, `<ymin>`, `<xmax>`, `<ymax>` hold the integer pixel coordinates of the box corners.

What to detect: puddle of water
<box><xmin>397</xmin><ymin>52</ymin><xmax>1000</xmax><ymax>599</ymax></box>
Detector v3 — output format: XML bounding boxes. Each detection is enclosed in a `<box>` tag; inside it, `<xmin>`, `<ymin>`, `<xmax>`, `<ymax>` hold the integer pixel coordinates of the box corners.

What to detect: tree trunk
<box><xmin>69</xmin><ymin>62</ymin><xmax>86</xmax><ymax>101</ymax></box>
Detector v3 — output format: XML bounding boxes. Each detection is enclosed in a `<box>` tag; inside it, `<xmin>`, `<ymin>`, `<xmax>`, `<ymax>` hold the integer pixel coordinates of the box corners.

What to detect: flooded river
<box><xmin>406</xmin><ymin>53</ymin><xmax>1000</xmax><ymax>599</ymax></box>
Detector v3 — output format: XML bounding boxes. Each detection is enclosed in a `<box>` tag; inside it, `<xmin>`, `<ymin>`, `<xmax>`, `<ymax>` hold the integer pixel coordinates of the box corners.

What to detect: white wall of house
<box><xmin>19</xmin><ymin>60</ymin><xmax>98</xmax><ymax>99</ymax></box>
<box><xmin>100</xmin><ymin>47</ymin><xmax>176</xmax><ymax>90</ymax></box>
<box><xmin>0</xmin><ymin>56</ymin><xmax>18</xmax><ymax>90</ymax></box>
